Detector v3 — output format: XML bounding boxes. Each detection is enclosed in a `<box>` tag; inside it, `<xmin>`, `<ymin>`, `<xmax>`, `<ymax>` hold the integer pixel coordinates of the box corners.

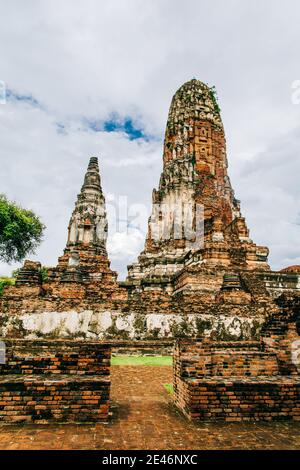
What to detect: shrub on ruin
<box><xmin>0</xmin><ymin>276</ymin><xmax>15</xmax><ymax>296</ymax></box>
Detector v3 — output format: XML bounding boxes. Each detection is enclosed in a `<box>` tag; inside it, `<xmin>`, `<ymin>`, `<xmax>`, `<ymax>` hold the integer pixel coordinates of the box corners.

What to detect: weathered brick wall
<box><xmin>174</xmin><ymin>299</ymin><xmax>300</xmax><ymax>421</ymax></box>
<box><xmin>0</xmin><ymin>340</ymin><xmax>111</xmax><ymax>424</ymax></box>
<box><xmin>174</xmin><ymin>339</ymin><xmax>279</xmax><ymax>380</ymax></box>
<box><xmin>176</xmin><ymin>377</ymin><xmax>300</xmax><ymax>422</ymax></box>
<box><xmin>0</xmin><ymin>376</ymin><xmax>110</xmax><ymax>424</ymax></box>
<box><xmin>1</xmin><ymin>264</ymin><xmax>296</xmax><ymax>343</ymax></box>
<box><xmin>110</xmin><ymin>339</ymin><xmax>174</xmax><ymax>356</ymax></box>
<box><xmin>261</xmin><ymin>294</ymin><xmax>300</xmax><ymax>375</ymax></box>
<box><xmin>1</xmin><ymin>339</ymin><xmax>110</xmax><ymax>376</ymax></box>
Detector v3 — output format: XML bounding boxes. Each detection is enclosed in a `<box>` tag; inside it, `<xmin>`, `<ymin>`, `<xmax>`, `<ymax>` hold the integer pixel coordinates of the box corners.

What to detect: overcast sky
<box><xmin>0</xmin><ymin>0</ymin><xmax>299</xmax><ymax>279</ymax></box>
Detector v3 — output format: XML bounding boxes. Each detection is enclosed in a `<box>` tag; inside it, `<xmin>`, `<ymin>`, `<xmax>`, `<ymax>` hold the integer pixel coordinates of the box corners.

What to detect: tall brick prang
<box><xmin>128</xmin><ymin>79</ymin><xmax>269</xmax><ymax>282</ymax></box>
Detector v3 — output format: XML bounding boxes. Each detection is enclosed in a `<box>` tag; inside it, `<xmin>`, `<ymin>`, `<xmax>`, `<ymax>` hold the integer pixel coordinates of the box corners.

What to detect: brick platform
<box><xmin>174</xmin><ymin>297</ymin><xmax>300</xmax><ymax>422</ymax></box>
<box><xmin>174</xmin><ymin>337</ymin><xmax>300</xmax><ymax>422</ymax></box>
<box><xmin>175</xmin><ymin>376</ymin><xmax>300</xmax><ymax>422</ymax></box>
<box><xmin>0</xmin><ymin>340</ymin><xmax>111</xmax><ymax>423</ymax></box>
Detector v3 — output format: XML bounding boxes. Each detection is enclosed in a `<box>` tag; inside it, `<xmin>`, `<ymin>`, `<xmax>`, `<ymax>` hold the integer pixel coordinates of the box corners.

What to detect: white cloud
<box><xmin>0</xmin><ymin>96</ymin><xmax>161</xmax><ymax>279</ymax></box>
<box><xmin>230</xmin><ymin>126</ymin><xmax>300</xmax><ymax>270</ymax></box>
<box><xmin>107</xmin><ymin>229</ymin><xmax>145</xmax><ymax>262</ymax></box>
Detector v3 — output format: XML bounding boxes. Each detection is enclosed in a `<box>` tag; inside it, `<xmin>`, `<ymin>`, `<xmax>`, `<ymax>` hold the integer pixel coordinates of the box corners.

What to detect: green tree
<box><xmin>0</xmin><ymin>194</ymin><xmax>45</xmax><ymax>263</ymax></box>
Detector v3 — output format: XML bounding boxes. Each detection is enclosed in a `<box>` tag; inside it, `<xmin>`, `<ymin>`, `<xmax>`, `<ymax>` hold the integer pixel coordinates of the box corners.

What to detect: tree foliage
<box><xmin>0</xmin><ymin>194</ymin><xmax>45</xmax><ymax>263</ymax></box>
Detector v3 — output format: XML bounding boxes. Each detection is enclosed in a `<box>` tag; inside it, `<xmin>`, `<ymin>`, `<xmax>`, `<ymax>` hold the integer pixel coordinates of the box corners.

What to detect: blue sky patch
<box><xmin>104</xmin><ymin>117</ymin><xmax>145</xmax><ymax>140</ymax></box>
<box><xmin>6</xmin><ymin>89</ymin><xmax>41</xmax><ymax>108</ymax></box>
<box><xmin>85</xmin><ymin>114</ymin><xmax>151</xmax><ymax>141</ymax></box>
<box><xmin>5</xmin><ymin>88</ymin><xmax>152</xmax><ymax>142</ymax></box>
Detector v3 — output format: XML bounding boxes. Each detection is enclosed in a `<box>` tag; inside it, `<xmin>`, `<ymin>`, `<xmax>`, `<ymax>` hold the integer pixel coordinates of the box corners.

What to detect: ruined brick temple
<box><xmin>0</xmin><ymin>79</ymin><xmax>299</xmax><ymax>423</ymax></box>
<box><xmin>1</xmin><ymin>78</ymin><xmax>299</xmax><ymax>341</ymax></box>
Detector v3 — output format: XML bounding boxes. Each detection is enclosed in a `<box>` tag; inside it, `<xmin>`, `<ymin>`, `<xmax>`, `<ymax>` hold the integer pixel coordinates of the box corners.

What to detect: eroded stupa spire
<box><xmin>82</xmin><ymin>156</ymin><xmax>102</xmax><ymax>192</ymax></box>
<box><xmin>56</xmin><ymin>157</ymin><xmax>113</xmax><ymax>281</ymax></box>
<box><xmin>127</xmin><ymin>79</ymin><xmax>269</xmax><ymax>282</ymax></box>
<box><xmin>66</xmin><ymin>156</ymin><xmax>108</xmax><ymax>254</ymax></box>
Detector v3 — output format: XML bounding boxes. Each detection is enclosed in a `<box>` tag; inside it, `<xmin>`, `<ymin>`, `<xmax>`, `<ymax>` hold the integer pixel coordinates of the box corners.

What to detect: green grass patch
<box><xmin>111</xmin><ymin>355</ymin><xmax>172</xmax><ymax>366</ymax></box>
<box><xmin>163</xmin><ymin>383</ymin><xmax>174</xmax><ymax>395</ymax></box>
